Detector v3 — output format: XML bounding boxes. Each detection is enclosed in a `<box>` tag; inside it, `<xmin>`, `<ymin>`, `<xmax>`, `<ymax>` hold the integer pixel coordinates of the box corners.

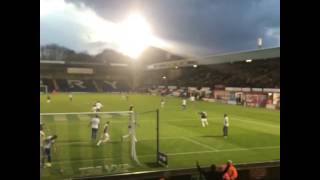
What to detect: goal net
<box><xmin>40</xmin><ymin>111</ymin><xmax>141</xmax><ymax>178</ymax></box>
<box><xmin>40</xmin><ymin>85</ymin><xmax>48</xmax><ymax>95</ymax></box>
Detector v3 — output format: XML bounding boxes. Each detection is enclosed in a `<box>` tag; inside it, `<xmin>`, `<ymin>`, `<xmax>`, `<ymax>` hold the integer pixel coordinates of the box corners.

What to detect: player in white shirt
<box><xmin>97</xmin><ymin>121</ymin><xmax>110</xmax><ymax>146</ymax></box>
<box><xmin>199</xmin><ymin>111</ymin><xmax>209</xmax><ymax>127</ymax></box>
<box><xmin>160</xmin><ymin>98</ymin><xmax>165</xmax><ymax>108</ymax></box>
<box><xmin>190</xmin><ymin>96</ymin><xmax>195</xmax><ymax>102</ymax></box>
<box><xmin>121</xmin><ymin>124</ymin><xmax>138</xmax><ymax>142</ymax></box>
<box><xmin>40</xmin><ymin>120</ymin><xmax>44</xmax><ymax>131</ymax></box>
<box><xmin>40</xmin><ymin>131</ymin><xmax>45</xmax><ymax>145</ymax></box>
<box><xmin>95</xmin><ymin>101</ymin><xmax>103</xmax><ymax>112</ymax></box>
<box><xmin>182</xmin><ymin>99</ymin><xmax>187</xmax><ymax>110</ymax></box>
<box><xmin>40</xmin><ymin>123</ymin><xmax>46</xmax><ymax>168</ymax></box>
<box><xmin>43</xmin><ymin>135</ymin><xmax>58</xmax><ymax>167</ymax></box>
<box><xmin>223</xmin><ymin>114</ymin><xmax>229</xmax><ymax>138</ymax></box>
<box><xmin>122</xmin><ymin>106</ymin><xmax>137</xmax><ymax>142</ymax></box>
<box><xmin>69</xmin><ymin>93</ymin><xmax>73</xmax><ymax>102</ymax></box>
<box><xmin>40</xmin><ymin>122</ymin><xmax>45</xmax><ymax>145</ymax></box>
<box><xmin>92</xmin><ymin>104</ymin><xmax>97</xmax><ymax>113</ymax></box>
<box><xmin>89</xmin><ymin>115</ymin><xmax>100</xmax><ymax>140</ymax></box>
<box><xmin>183</xmin><ymin>91</ymin><xmax>187</xmax><ymax>97</ymax></box>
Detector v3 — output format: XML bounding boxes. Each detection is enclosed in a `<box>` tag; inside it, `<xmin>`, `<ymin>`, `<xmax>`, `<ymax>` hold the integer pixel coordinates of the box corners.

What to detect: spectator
<box><xmin>159</xmin><ymin>172</ymin><xmax>170</xmax><ymax>180</ymax></box>
<box><xmin>222</xmin><ymin>160</ymin><xmax>238</xmax><ymax>180</ymax></box>
<box><xmin>196</xmin><ymin>161</ymin><xmax>230</xmax><ymax>180</ymax></box>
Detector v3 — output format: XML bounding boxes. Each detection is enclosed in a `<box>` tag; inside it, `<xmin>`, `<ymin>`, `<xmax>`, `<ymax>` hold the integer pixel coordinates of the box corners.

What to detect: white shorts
<box><xmin>102</xmin><ymin>133</ymin><xmax>110</xmax><ymax>140</ymax></box>
<box><xmin>201</xmin><ymin>118</ymin><xmax>208</xmax><ymax>122</ymax></box>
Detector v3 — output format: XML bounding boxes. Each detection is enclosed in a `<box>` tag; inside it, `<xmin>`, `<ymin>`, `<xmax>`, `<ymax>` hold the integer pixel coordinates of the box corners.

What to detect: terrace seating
<box><xmin>56</xmin><ymin>79</ymin><xmax>97</xmax><ymax>92</ymax></box>
<box><xmin>162</xmin><ymin>58</ymin><xmax>280</xmax><ymax>88</ymax></box>
<box><xmin>95</xmin><ymin>80</ymin><xmax>130</xmax><ymax>92</ymax></box>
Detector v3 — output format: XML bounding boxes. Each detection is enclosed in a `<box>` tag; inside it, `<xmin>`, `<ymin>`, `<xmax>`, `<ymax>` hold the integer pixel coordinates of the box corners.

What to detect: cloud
<box><xmin>42</xmin><ymin>0</ymin><xmax>280</xmax><ymax>56</ymax></box>
<box><xmin>135</xmin><ymin>0</ymin><xmax>280</xmax><ymax>55</ymax></box>
<box><xmin>40</xmin><ymin>0</ymin><xmax>115</xmax><ymax>54</ymax></box>
<box><xmin>265</xmin><ymin>27</ymin><xmax>280</xmax><ymax>46</ymax></box>
<box><xmin>40</xmin><ymin>0</ymin><xmax>169</xmax><ymax>57</ymax></box>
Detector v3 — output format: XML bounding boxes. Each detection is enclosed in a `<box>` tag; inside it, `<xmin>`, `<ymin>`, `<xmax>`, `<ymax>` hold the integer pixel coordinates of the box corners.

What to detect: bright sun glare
<box><xmin>115</xmin><ymin>13</ymin><xmax>154</xmax><ymax>59</ymax></box>
<box><xmin>41</xmin><ymin>0</ymin><xmax>168</xmax><ymax>59</ymax></box>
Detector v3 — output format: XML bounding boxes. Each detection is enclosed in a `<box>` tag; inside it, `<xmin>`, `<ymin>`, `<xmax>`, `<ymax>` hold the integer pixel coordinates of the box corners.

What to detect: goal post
<box><xmin>40</xmin><ymin>84</ymin><xmax>48</xmax><ymax>95</ymax></box>
<box><xmin>40</xmin><ymin>110</ymin><xmax>141</xmax><ymax>177</ymax></box>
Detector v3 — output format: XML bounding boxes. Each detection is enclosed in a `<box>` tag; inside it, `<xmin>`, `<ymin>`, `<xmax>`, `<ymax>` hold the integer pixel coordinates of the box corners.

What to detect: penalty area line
<box><xmin>52</xmin><ymin>146</ymin><xmax>280</xmax><ymax>165</ymax></box>
<box><xmin>180</xmin><ymin>137</ymin><xmax>218</xmax><ymax>151</ymax></box>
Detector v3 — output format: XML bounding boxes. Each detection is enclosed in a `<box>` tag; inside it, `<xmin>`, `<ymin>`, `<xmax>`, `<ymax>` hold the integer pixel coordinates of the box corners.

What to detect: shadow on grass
<box><xmin>145</xmin><ymin>162</ymin><xmax>163</xmax><ymax>168</ymax></box>
<box><xmin>44</xmin><ymin>166</ymin><xmax>64</xmax><ymax>179</ymax></box>
<box><xmin>68</xmin><ymin>143</ymin><xmax>95</xmax><ymax>147</ymax></box>
<box><xmin>68</xmin><ymin>141</ymin><xmax>121</xmax><ymax>147</ymax></box>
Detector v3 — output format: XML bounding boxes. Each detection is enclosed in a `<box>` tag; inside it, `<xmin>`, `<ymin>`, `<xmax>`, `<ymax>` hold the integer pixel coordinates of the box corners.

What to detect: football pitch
<box><xmin>40</xmin><ymin>93</ymin><xmax>280</xmax><ymax>180</ymax></box>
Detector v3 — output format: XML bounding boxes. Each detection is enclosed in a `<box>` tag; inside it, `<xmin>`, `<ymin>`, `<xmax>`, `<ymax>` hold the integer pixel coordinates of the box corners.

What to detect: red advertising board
<box><xmin>245</xmin><ymin>93</ymin><xmax>267</xmax><ymax>107</ymax></box>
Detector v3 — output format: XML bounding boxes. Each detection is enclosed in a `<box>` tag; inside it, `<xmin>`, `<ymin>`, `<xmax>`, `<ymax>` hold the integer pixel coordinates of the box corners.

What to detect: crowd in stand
<box><xmin>146</xmin><ymin>58</ymin><xmax>279</xmax><ymax>89</ymax></box>
<box><xmin>41</xmin><ymin>58</ymin><xmax>279</xmax><ymax>96</ymax></box>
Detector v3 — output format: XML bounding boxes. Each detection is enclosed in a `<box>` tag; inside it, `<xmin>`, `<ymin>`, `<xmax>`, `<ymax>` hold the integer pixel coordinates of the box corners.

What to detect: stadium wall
<box><xmin>71</xmin><ymin>161</ymin><xmax>280</xmax><ymax>180</ymax></box>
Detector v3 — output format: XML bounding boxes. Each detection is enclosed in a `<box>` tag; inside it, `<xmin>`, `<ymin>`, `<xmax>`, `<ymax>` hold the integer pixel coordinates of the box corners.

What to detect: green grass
<box><xmin>40</xmin><ymin>93</ymin><xmax>280</xmax><ymax>180</ymax></box>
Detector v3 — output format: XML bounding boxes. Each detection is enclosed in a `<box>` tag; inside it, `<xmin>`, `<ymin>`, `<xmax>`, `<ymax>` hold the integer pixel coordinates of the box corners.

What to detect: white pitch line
<box><xmin>42</xmin><ymin>115</ymin><xmax>280</xmax><ymax>129</ymax></box>
<box><xmin>232</xmin><ymin>118</ymin><xmax>280</xmax><ymax>128</ymax></box>
<box><xmin>55</xmin><ymin>138</ymin><xmax>278</xmax><ymax>154</ymax></box>
<box><xmin>40</xmin><ymin>111</ymin><xmax>133</xmax><ymax>116</ymax></box>
<box><xmin>161</xmin><ymin>117</ymin><xmax>279</xmax><ymax>129</ymax></box>
<box><xmin>218</xmin><ymin>146</ymin><xmax>280</xmax><ymax>152</ymax></box>
<box><xmin>146</xmin><ymin>117</ymin><xmax>279</xmax><ymax>129</ymax></box>
<box><xmin>180</xmin><ymin>137</ymin><xmax>218</xmax><ymax>151</ymax></box>
<box><xmin>52</xmin><ymin>145</ymin><xmax>280</xmax><ymax>165</ymax></box>
<box><xmin>55</xmin><ymin>137</ymin><xmax>181</xmax><ymax>145</ymax></box>
<box><xmin>55</xmin><ymin>136</ymin><xmax>226</xmax><ymax>146</ymax></box>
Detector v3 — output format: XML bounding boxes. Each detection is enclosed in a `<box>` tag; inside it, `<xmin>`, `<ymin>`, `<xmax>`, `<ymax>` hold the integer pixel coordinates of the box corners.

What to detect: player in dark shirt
<box><xmin>199</xmin><ymin>111</ymin><xmax>209</xmax><ymax>127</ymax></box>
<box><xmin>97</xmin><ymin>121</ymin><xmax>110</xmax><ymax>146</ymax></box>
<box><xmin>46</xmin><ymin>95</ymin><xmax>51</xmax><ymax>103</ymax></box>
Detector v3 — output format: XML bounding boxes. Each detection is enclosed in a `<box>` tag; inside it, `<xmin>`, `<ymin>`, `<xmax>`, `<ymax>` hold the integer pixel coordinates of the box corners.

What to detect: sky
<box><xmin>40</xmin><ymin>0</ymin><xmax>280</xmax><ymax>58</ymax></box>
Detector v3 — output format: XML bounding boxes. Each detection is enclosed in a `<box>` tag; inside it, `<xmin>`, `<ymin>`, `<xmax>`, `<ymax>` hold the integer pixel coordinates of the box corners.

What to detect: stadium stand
<box><xmin>40</xmin><ymin>47</ymin><xmax>279</xmax><ymax>100</ymax></box>
<box><xmin>41</xmin><ymin>78</ymin><xmax>55</xmax><ymax>92</ymax></box>
<box><xmin>41</xmin><ymin>45</ymin><xmax>279</xmax><ymax>93</ymax></box>
<box><xmin>143</xmin><ymin>58</ymin><xmax>279</xmax><ymax>88</ymax></box>
<box><xmin>95</xmin><ymin>79</ymin><xmax>130</xmax><ymax>92</ymax></box>
<box><xmin>55</xmin><ymin>79</ymin><xmax>96</xmax><ymax>92</ymax></box>
<box><xmin>40</xmin><ymin>59</ymin><xmax>279</xmax><ymax>93</ymax></box>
